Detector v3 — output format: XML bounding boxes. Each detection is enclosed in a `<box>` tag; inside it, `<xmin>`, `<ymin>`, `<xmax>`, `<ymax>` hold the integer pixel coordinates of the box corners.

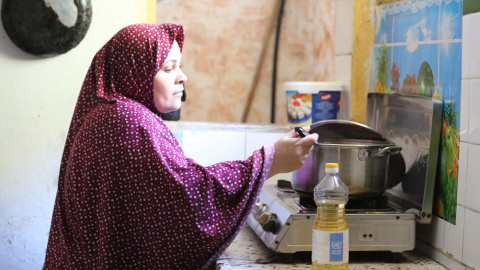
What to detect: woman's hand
<box><xmin>267</xmin><ymin>126</ymin><xmax>319</xmax><ymax>178</ymax></box>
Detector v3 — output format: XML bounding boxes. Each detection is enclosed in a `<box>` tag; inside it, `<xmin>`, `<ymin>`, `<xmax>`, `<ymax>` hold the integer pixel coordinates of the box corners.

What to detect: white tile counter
<box><xmin>216</xmin><ymin>224</ymin><xmax>447</xmax><ymax>270</ymax></box>
<box><xmin>164</xmin><ymin>121</ymin><xmax>291</xmax><ymax>166</ymax></box>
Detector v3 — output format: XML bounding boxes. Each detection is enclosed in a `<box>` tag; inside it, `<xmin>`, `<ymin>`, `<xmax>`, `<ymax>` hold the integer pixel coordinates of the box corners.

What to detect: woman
<box><xmin>43</xmin><ymin>23</ymin><xmax>318</xmax><ymax>269</ymax></box>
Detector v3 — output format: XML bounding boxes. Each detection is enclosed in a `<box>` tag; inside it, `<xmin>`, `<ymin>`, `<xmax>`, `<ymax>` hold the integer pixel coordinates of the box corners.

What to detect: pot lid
<box><xmin>310</xmin><ymin>120</ymin><xmax>387</xmax><ymax>141</ymax></box>
<box><xmin>316</xmin><ymin>138</ymin><xmax>394</xmax><ymax>147</ymax></box>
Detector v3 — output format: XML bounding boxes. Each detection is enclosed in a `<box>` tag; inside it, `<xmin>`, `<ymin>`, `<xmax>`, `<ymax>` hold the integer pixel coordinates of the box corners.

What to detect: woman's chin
<box><xmin>156</xmin><ymin>102</ymin><xmax>182</xmax><ymax>114</ymax></box>
<box><xmin>161</xmin><ymin>106</ymin><xmax>181</xmax><ymax>114</ymax></box>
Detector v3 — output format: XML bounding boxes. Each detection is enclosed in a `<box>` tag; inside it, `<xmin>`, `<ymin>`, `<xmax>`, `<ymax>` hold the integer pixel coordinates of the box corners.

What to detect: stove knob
<box><xmin>258</xmin><ymin>212</ymin><xmax>271</xmax><ymax>226</ymax></box>
<box><xmin>252</xmin><ymin>203</ymin><xmax>267</xmax><ymax>220</ymax></box>
<box><xmin>262</xmin><ymin>213</ymin><xmax>279</xmax><ymax>233</ymax></box>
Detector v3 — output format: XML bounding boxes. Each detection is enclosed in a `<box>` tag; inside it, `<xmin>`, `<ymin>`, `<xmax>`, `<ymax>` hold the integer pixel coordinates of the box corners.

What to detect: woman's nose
<box><xmin>177</xmin><ymin>69</ymin><xmax>187</xmax><ymax>84</ymax></box>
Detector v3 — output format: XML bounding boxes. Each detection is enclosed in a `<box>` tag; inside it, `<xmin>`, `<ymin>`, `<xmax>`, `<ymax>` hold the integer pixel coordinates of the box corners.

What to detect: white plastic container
<box><xmin>284</xmin><ymin>81</ymin><xmax>343</xmax><ymax>126</ymax></box>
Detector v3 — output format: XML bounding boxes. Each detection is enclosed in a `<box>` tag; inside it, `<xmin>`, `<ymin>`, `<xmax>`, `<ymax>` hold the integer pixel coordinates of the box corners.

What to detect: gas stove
<box><xmin>247</xmin><ymin>181</ymin><xmax>416</xmax><ymax>254</ymax></box>
<box><xmin>247</xmin><ymin>93</ymin><xmax>443</xmax><ymax>255</ymax></box>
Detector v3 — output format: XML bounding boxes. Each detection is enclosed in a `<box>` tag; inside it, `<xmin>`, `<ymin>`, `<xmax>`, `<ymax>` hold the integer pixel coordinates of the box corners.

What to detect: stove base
<box><xmin>247</xmin><ymin>185</ymin><xmax>416</xmax><ymax>254</ymax></box>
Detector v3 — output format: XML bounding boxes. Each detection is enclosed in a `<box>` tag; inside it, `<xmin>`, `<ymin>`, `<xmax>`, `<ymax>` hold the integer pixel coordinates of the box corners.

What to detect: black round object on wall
<box><xmin>1</xmin><ymin>0</ymin><xmax>92</xmax><ymax>57</ymax></box>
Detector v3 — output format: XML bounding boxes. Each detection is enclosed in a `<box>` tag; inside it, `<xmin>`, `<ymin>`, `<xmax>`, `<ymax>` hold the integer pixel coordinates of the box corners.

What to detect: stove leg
<box><xmin>390</xmin><ymin>252</ymin><xmax>402</xmax><ymax>263</ymax></box>
<box><xmin>282</xmin><ymin>253</ymin><xmax>294</xmax><ymax>264</ymax></box>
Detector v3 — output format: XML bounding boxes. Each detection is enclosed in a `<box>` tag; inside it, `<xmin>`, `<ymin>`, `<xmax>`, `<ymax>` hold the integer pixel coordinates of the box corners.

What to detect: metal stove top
<box><xmin>247</xmin><ymin>183</ymin><xmax>417</xmax><ymax>254</ymax></box>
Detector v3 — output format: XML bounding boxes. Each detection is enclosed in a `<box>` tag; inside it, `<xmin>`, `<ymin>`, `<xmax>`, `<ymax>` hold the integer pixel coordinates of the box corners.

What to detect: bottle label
<box><xmin>312</xmin><ymin>229</ymin><xmax>349</xmax><ymax>264</ymax></box>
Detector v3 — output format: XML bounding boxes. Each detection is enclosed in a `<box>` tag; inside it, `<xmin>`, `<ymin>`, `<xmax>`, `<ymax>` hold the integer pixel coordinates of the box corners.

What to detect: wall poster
<box><xmin>372</xmin><ymin>0</ymin><xmax>462</xmax><ymax>224</ymax></box>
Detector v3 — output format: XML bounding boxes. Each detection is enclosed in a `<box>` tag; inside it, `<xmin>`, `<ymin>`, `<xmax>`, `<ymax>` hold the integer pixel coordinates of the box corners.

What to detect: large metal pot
<box><xmin>293</xmin><ymin>120</ymin><xmax>404</xmax><ymax>199</ymax></box>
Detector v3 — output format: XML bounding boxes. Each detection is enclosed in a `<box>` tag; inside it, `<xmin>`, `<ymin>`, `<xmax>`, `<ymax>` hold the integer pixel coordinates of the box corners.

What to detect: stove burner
<box><xmin>345</xmin><ymin>196</ymin><xmax>396</xmax><ymax>214</ymax></box>
<box><xmin>296</xmin><ymin>196</ymin><xmax>396</xmax><ymax>214</ymax></box>
<box><xmin>299</xmin><ymin>196</ymin><xmax>316</xmax><ymax>209</ymax></box>
<box><xmin>277</xmin><ymin>180</ymin><xmax>397</xmax><ymax>214</ymax></box>
<box><xmin>276</xmin><ymin>179</ymin><xmax>295</xmax><ymax>193</ymax></box>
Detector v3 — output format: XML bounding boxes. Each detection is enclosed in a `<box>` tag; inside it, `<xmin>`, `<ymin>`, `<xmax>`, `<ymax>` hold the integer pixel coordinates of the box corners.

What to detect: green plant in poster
<box><xmin>417</xmin><ymin>62</ymin><xmax>435</xmax><ymax>97</ymax></box>
<box><xmin>436</xmin><ymin>98</ymin><xmax>459</xmax><ymax>223</ymax></box>
<box><xmin>432</xmin><ymin>82</ymin><xmax>444</xmax><ymax>100</ymax></box>
<box><xmin>374</xmin><ymin>45</ymin><xmax>390</xmax><ymax>93</ymax></box>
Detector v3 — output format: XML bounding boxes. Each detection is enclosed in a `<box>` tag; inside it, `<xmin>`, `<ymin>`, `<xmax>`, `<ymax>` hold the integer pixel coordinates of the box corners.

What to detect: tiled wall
<box><xmin>415</xmin><ymin>10</ymin><xmax>480</xmax><ymax>270</ymax></box>
<box><xmin>166</xmin><ymin>122</ymin><xmax>290</xmax><ymax>164</ymax></box>
<box><xmin>166</xmin><ymin>122</ymin><xmax>291</xmax><ymax>184</ymax></box>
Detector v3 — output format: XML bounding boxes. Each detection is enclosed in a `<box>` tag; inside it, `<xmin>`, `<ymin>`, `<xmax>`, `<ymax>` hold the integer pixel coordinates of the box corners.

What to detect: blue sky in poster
<box><xmin>375</xmin><ymin>13</ymin><xmax>394</xmax><ymax>44</ymax></box>
<box><xmin>439</xmin><ymin>42</ymin><xmax>462</xmax><ymax>114</ymax></box>
<box><xmin>372</xmin><ymin>0</ymin><xmax>462</xmax><ymax>116</ymax></box>
<box><xmin>375</xmin><ymin>0</ymin><xmax>463</xmax><ymax>44</ymax></box>
<box><xmin>393</xmin><ymin>4</ymin><xmax>439</xmax><ymax>43</ymax></box>
<box><xmin>440</xmin><ymin>1</ymin><xmax>463</xmax><ymax>40</ymax></box>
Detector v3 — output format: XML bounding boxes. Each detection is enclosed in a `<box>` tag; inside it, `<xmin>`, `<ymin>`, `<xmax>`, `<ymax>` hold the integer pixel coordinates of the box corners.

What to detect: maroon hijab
<box><xmin>43</xmin><ymin>23</ymin><xmax>274</xmax><ymax>269</ymax></box>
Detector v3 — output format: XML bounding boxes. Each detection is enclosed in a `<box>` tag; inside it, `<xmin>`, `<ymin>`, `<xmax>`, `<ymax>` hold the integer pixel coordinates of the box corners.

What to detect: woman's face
<box><xmin>153</xmin><ymin>41</ymin><xmax>187</xmax><ymax>113</ymax></box>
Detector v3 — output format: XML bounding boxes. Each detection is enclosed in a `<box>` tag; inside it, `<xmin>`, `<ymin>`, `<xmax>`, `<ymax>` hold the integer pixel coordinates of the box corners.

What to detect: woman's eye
<box><xmin>163</xmin><ymin>63</ymin><xmax>182</xmax><ymax>73</ymax></box>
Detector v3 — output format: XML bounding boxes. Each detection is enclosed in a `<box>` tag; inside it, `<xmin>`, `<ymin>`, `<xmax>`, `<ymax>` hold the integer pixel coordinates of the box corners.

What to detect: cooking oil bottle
<box><xmin>312</xmin><ymin>163</ymin><xmax>349</xmax><ymax>270</ymax></box>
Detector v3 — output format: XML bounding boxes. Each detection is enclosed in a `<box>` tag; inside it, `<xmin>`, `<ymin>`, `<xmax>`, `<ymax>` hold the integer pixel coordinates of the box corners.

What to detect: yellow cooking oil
<box><xmin>312</xmin><ymin>163</ymin><xmax>349</xmax><ymax>270</ymax></box>
<box><xmin>312</xmin><ymin>200</ymin><xmax>348</xmax><ymax>269</ymax></box>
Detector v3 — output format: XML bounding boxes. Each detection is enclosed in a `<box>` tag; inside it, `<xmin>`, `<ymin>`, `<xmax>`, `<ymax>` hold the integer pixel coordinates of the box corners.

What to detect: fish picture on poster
<box><xmin>371</xmin><ymin>0</ymin><xmax>462</xmax><ymax>224</ymax></box>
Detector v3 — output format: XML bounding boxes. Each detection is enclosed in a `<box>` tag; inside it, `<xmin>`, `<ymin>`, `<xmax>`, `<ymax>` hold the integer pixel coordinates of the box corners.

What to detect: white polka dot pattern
<box><xmin>43</xmin><ymin>23</ymin><xmax>274</xmax><ymax>270</ymax></box>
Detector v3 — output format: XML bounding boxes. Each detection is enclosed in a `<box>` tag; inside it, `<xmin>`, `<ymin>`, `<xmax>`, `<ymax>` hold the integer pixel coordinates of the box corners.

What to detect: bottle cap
<box><xmin>325</xmin><ymin>163</ymin><xmax>339</xmax><ymax>173</ymax></box>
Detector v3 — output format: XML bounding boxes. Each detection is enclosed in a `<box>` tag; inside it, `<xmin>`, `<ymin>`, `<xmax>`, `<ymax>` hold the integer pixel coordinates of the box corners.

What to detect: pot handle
<box><xmin>358</xmin><ymin>145</ymin><xmax>402</xmax><ymax>159</ymax></box>
<box><xmin>295</xmin><ymin>127</ymin><xmax>319</xmax><ymax>145</ymax></box>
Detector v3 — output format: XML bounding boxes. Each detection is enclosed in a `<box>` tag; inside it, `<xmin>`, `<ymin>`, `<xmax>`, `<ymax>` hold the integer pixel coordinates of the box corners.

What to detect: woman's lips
<box><xmin>173</xmin><ymin>90</ymin><xmax>183</xmax><ymax>97</ymax></box>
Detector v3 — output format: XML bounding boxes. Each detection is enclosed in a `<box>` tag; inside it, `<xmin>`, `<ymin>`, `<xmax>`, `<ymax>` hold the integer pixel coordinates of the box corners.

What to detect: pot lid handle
<box><xmin>295</xmin><ymin>127</ymin><xmax>319</xmax><ymax>145</ymax></box>
<box><xmin>367</xmin><ymin>145</ymin><xmax>402</xmax><ymax>158</ymax></box>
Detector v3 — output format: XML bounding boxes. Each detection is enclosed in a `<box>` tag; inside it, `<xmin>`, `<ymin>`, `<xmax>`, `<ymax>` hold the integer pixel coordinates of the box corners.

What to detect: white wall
<box><xmin>0</xmin><ymin>0</ymin><xmax>149</xmax><ymax>269</ymax></box>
